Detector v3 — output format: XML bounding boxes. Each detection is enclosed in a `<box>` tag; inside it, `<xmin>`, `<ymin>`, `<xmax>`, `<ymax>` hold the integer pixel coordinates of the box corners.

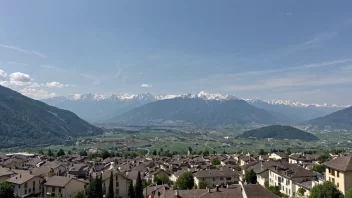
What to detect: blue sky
<box><xmin>0</xmin><ymin>0</ymin><xmax>352</xmax><ymax>104</ymax></box>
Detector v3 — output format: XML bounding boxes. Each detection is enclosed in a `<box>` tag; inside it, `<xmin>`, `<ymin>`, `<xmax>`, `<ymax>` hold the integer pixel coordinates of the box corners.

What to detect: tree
<box><xmin>198</xmin><ymin>181</ymin><xmax>208</xmax><ymax>189</ymax></box>
<box><xmin>297</xmin><ymin>188</ymin><xmax>306</xmax><ymax>196</ymax></box>
<box><xmin>101</xmin><ymin>150</ymin><xmax>110</xmax><ymax>159</ymax></box>
<box><xmin>106</xmin><ymin>171</ymin><xmax>114</xmax><ymax>198</ymax></box>
<box><xmin>38</xmin><ymin>149</ymin><xmax>44</xmax><ymax>155</ymax></box>
<box><xmin>48</xmin><ymin>148</ymin><xmax>54</xmax><ymax>156</ymax></box>
<box><xmin>244</xmin><ymin>169</ymin><xmax>257</xmax><ymax>184</ymax></box>
<box><xmin>318</xmin><ymin>154</ymin><xmax>330</xmax><ymax>164</ymax></box>
<box><xmin>309</xmin><ymin>181</ymin><xmax>343</xmax><ymax>198</ymax></box>
<box><xmin>286</xmin><ymin>148</ymin><xmax>291</xmax><ymax>155</ymax></box>
<box><xmin>346</xmin><ymin>188</ymin><xmax>352</xmax><ymax>198</ymax></box>
<box><xmin>152</xmin><ymin>150</ymin><xmax>157</xmax><ymax>155</ymax></box>
<box><xmin>197</xmin><ymin>151</ymin><xmax>203</xmax><ymax>155</ymax></box>
<box><xmin>110</xmin><ymin>151</ymin><xmax>115</xmax><ymax>157</ymax></box>
<box><xmin>86</xmin><ymin>176</ymin><xmax>97</xmax><ymax>198</ymax></box>
<box><xmin>0</xmin><ymin>181</ymin><xmax>14</xmax><ymax>198</ymax></box>
<box><xmin>74</xmin><ymin>192</ymin><xmax>86</xmax><ymax>198</ymax></box>
<box><xmin>135</xmin><ymin>172</ymin><xmax>143</xmax><ymax>198</ymax></box>
<box><xmin>312</xmin><ymin>164</ymin><xmax>325</xmax><ymax>173</ymax></box>
<box><xmin>80</xmin><ymin>150</ymin><xmax>88</xmax><ymax>156</ymax></box>
<box><xmin>203</xmin><ymin>150</ymin><xmax>209</xmax><ymax>156</ymax></box>
<box><xmin>57</xmin><ymin>149</ymin><xmax>65</xmax><ymax>157</ymax></box>
<box><xmin>222</xmin><ymin>150</ymin><xmax>227</xmax><ymax>154</ymax></box>
<box><xmin>259</xmin><ymin>149</ymin><xmax>266</xmax><ymax>155</ymax></box>
<box><xmin>267</xmin><ymin>186</ymin><xmax>281</xmax><ymax>196</ymax></box>
<box><xmin>95</xmin><ymin>174</ymin><xmax>103</xmax><ymax>198</ymax></box>
<box><xmin>264</xmin><ymin>181</ymin><xmax>269</xmax><ymax>188</ymax></box>
<box><xmin>154</xmin><ymin>174</ymin><xmax>170</xmax><ymax>185</ymax></box>
<box><xmin>68</xmin><ymin>150</ymin><xmax>72</xmax><ymax>155</ymax></box>
<box><xmin>128</xmin><ymin>182</ymin><xmax>135</xmax><ymax>198</ymax></box>
<box><xmin>211</xmin><ymin>158</ymin><xmax>221</xmax><ymax>166</ymax></box>
<box><xmin>175</xmin><ymin>172</ymin><xmax>194</xmax><ymax>190</ymax></box>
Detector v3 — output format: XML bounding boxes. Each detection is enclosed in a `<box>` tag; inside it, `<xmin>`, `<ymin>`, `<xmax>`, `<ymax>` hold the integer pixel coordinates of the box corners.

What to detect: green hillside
<box><xmin>236</xmin><ymin>125</ymin><xmax>319</xmax><ymax>141</ymax></box>
<box><xmin>0</xmin><ymin>85</ymin><xmax>102</xmax><ymax>148</ymax></box>
<box><xmin>307</xmin><ymin>107</ymin><xmax>352</xmax><ymax>129</ymax></box>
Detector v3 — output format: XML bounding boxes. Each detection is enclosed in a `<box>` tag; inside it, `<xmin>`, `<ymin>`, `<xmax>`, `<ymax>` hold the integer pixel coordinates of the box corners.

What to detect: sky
<box><xmin>0</xmin><ymin>0</ymin><xmax>352</xmax><ymax>105</ymax></box>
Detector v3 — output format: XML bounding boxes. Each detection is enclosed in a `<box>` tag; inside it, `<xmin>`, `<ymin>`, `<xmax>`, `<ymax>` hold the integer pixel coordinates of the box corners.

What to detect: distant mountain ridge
<box><xmin>43</xmin><ymin>91</ymin><xmax>349</xmax><ymax>123</ymax></box>
<box><xmin>112</xmin><ymin>97</ymin><xmax>283</xmax><ymax>126</ymax></box>
<box><xmin>0</xmin><ymin>85</ymin><xmax>102</xmax><ymax>148</ymax></box>
<box><xmin>307</xmin><ymin>106</ymin><xmax>352</xmax><ymax>130</ymax></box>
<box><xmin>237</xmin><ymin>125</ymin><xmax>319</xmax><ymax>141</ymax></box>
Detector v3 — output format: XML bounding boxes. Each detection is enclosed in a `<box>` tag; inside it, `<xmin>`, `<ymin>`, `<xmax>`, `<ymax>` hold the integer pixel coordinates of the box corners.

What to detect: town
<box><xmin>0</xmin><ymin>148</ymin><xmax>351</xmax><ymax>198</ymax></box>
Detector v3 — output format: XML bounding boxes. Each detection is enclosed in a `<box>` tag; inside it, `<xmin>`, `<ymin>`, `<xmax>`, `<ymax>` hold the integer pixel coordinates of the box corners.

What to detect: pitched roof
<box><xmin>243</xmin><ymin>184</ymin><xmax>280</xmax><ymax>198</ymax></box>
<box><xmin>323</xmin><ymin>156</ymin><xmax>352</xmax><ymax>171</ymax></box>
<box><xmin>7</xmin><ymin>173</ymin><xmax>36</xmax><ymax>185</ymax></box>
<box><xmin>163</xmin><ymin>188</ymin><xmax>243</xmax><ymax>198</ymax></box>
<box><xmin>0</xmin><ymin>167</ymin><xmax>14</xmax><ymax>177</ymax></box>
<box><xmin>44</xmin><ymin>176</ymin><xmax>72</xmax><ymax>187</ymax></box>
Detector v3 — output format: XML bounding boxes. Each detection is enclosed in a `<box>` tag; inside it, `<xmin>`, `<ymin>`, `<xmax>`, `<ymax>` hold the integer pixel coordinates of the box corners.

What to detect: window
<box><xmin>116</xmin><ymin>181</ymin><xmax>119</xmax><ymax>187</ymax></box>
<box><xmin>24</xmin><ymin>189</ymin><xmax>27</xmax><ymax>194</ymax></box>
<box><xmin>332</xmin><ymin>170</ymin><xmax>335</xmax><ymax>176</ymax></box>
<box><xmin>59</xmin><ymin>188</ymin><xmax>61</xmax><ymax>193</ymax></box>
<box><xmin>220</xmin><ymin>177</ymin><xmax>223</xmax><ymax>180</ymax></box>
<box><xmin>213</xmin><ymin>178</ymin><xmax>215</xmax><ymax>181</ymax></box>
<box><xmin>226</xmin><ymin>177</ymin><xmax>231</xmax><ymax>180</ymax></box>
<box><xmin>337</xmin><ymin>183</ymin><xmax>339</xmax><ymax>187</ymax></box>
<box><xmin>337</xmin><ymin>171</ymin><xmax>339</xmax><ymax>178</ymax></box>
<box><xmin>202</xmin><ymin>178</ymin><xmax>205</xmax><ymax>181</ymax></box>
<box><xmin>116</xmin><ymin>175</ymin><xmax>118</xmax><ymax>180</ymax></box>
<box><xmin>332</xmin><ymin>178</ymin><xmax>335</xmax><ymax>183</ymax></box>
<box><xmin>24</xmin><ymin>183</ymin><xmax>27</xmax><ymax>188</ymax></box>
<box><xmin>329</xmin><ymin>168</ymin><xmax>331</xmax><ymax>174</ymax></box>
<box><xmin>52</xmin><ymin>187</ymin><xmax>56</xmax><ymax>192</ymax></box>
<box><xmin>116</xmin><ymin>188</ymin><xmax>119</xmax><ymax>195</ymax></box>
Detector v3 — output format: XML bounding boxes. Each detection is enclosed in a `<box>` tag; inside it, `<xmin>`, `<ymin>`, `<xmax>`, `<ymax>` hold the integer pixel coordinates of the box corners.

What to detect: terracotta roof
<box><xmin>323</xmin><ymin>156</ymin><xmax>352</xmax><ymax>171</ymax></box>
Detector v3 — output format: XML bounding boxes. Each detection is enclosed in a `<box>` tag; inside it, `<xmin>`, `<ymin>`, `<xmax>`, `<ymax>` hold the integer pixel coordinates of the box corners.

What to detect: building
<box><xmin>193</xmin><ymin>169</ymin><xmax>239</xmax><ymax>188</ymax></box>
<box><xmin>323</xmin><ymin>155</ymin><xmax>352</xmax><ymax>195</ymax></box>
<box><xmin>7</xmin><ymin>173</ymin><xmax>43</xmax><ymax>197</ymax></box>
<box><xmin>0</xmin><ymin>167</ymin><xmax>15</xmax><ymax>182</ymax></box>
<box><xmin>102</xmin><ymin>170</ymin><xmax>132</xmax><ymax>198</ymax></box>
<box><xmin>268</xmin><ymin>162</ymin><xmax>317</xmax><ymax>197</ymax></box>
<box><xmin>43</xmin><ymin>176</ymin><xmax>88</xmax><ymax>197</ymax></box>
<box><xmin>269</xmin><ymin>152</ymin><xmax>288</xmax><ymax>161</ymax></box>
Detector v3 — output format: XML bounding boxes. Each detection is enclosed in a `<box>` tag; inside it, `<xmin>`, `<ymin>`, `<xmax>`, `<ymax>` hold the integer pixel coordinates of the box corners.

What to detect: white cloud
<box><xmin>0</xmin><ymin>69</ymin><xmax>8</xmax><ymax>81</ymax></box>
<box><xmin>9</xmin><ymin>72</ymin><xmax>32</xmax><ymax>82</ymax></box>
<box><xmin>19</xmin><ymin>88</ymin><xmax>56</xmax><ymax>99</ymax></box>
<box><xmin>0</xmin><ymin>44</ymin><xmax>46</xmax><ymax>58</ymax></box>
<box><xmin>141</xmin><ymin>84</ymin><xmax>152</xmax><ymax>88</ymax></box>
<box><xmin>44</xmin><ymin>81</ymin><xmax>73</xmax><ymax>88</ymax></box>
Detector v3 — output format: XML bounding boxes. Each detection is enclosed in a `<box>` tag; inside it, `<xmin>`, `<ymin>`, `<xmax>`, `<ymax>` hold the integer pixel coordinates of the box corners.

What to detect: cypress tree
<box><xmin>86</xmin><ymin>175</ymin><xmax>97</xmax><ymax>198</ymax></box>
<box><xmin>95</xmin><ymin>174</ymin><xmax>103</xmax><ymax>198</ymax></box>
<box><xmin>135</xmin><ymin>172</ymin><xmax>143</xmax><ymax>198</ymax></box>
<box><xmin>128</xmin><ymin>182</ymin><xmax>135</xmax><ymax>198</ymax></box>
<box><xmin>106</xmin><ymin>171</ymin><xmax>114</xmax><ymax>198</ymax></box>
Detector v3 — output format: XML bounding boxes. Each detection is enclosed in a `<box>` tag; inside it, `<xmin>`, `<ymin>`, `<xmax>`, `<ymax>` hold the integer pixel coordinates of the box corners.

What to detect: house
<box><xmin>323</xmin><ymin>155</ymin><xmax>352</xmax><ymax>195</ymax></box>
<box><xmin>268</xmin><ymin>162</ymin><xmax>317</xmax><ymax>197</ymax></box>
<box><xmin>101</xmin><ymin>170</ymin><xmax>132</xmax><ymax>198</ymax></box>
<box><xmin>0</xmin><ymin>158</ymin><xmax>27</xmax><ymax>168</ymax></box>
<box><xmin>244</xmin><ymin>161</ymin><xmax>279</xmax><ymax>187</ymax></box>
<box><xmin>289</xmin><ymin>153</ymin><xmax>320</xmax><ymax>169</ymax></box>
<box><xmin>7</xmin><ymin>173</ymin><xmax>43</xmax><ymax>197</ymax></box>
<box><xmin>68</xmin><ymin>164</ymin><xmax>89</xmax><ymax>178</ymax></box>
<box><xmin>242</xmin><ymin>184</ymin><xmax>280</xmax><ymax>198</ymax></box>
<box><xmin>170</xmin><ymin>169</ymin><xmax>188</xmax><ymax>183</ymax></box>
<box><xmin>30</xmin><ymin>166</ymin><xmax>54</xmax><ymax>179</ymax></box>
<box><xmin>193</xmin><ymin>169</ymin><xmax>239</xmax><ymax>188</ymax></box>
<box><xmin>239</xmin><ymin>156</ymin><xmax>257</xmax><ymax>166</ymax></box>
<box><xmin>269</xmin><ymin>152</ymin><xmax>288</xmax><ymax>161</ymax></box>
<box><xmin>44</xmin><ymin>176</ymin><xmax>88</xmax><ymax>197</ymax></box>
<box><xmin>0</xmin><ymin>167</ymin><xmax>15</xmax><ymax>182</ymax></box>
<box><xmin>151</xmin><ymin>169</ymin><xmax>171</xmax><ymax>183</ymax></box>
<box><xmin>163</xmin><ymin>187</ymin><xmax>243</xmax><ymax>198</ymax></box>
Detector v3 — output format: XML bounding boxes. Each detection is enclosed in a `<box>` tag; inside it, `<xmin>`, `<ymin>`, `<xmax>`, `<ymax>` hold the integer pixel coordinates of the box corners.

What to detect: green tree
<box><xmin>267</xmin><ymin>186</ymin><xmax>281</xmax><ymax>196</ymax></box>
<box><xmin>135</xmin><ymin>172</ymin><xmax>143</xmax><ymax>198</ymax></box>
<box><xmin>110</xmin><ymin>151</ymin><xmax>115</xmax><ymax>157</ymax></box>
<box><xmin>48</xmin><ymin>148</ymin><xmax>54</xmax><ymax>156</ymax></box>
<box><xmin>203</xmin><ymin>150</ymin><xmax>209</xmax><ymax>156</ymax></box>
<box><xmin>259</xmin><ymin>149</ymin><xmax>266</xmax><ymax>155</ymax></box>
<box><xmin>68</xmin><ymin>150</ymin><xmax>72</xmax><ymax>155</ymax></box>
<box><xmin>286</xmin><ymin>148</ymin><xmax>291</xmax><ymax>155</ymax></box>
<box><xmin>56</xmin><ymin>149</ymin><xmax>65</xmax><ymax>157</ymax></box>
<box><xmin>318</xmin><ymin>154</ymin><xmax>330</xmax><ymax>164</ymax></box>
<box><xmin>211</xmin><ymin>158</ymin><xmax>221</xmax><ymax>166</ymax></box>
<box><xmin>38</xmin><ymin>149</ymin><xmax>44</xmax><ymax>155</ymax></box>
<box><xmin>346</xmin><ymin>188</ymin><xmax>352</xmax><ymax>198</ymax></box>
<box><xmin>152</xmin><ymin>150</ymin><xmax>157</xmax><ymax>155</ymax></box>
<box><xmin>74</xmin><ymin>191</ymin><xmax>86</xmax><ymax>198</ymax></box>
<box><xmin>175</xmin><ymin>172</ymin><xmax>194</xmax><ymax>190</ymax></box>
<box><xmin>297</xmin><ymin>188</ymin><xmax>306</xmax><ymax>196</ymax></box>
<box><xmin>244</xmin><ymin>169</ymin><xmax>257</xmax><ymax>184</ymax></box>
<box><xmin>222</xmin><ymin>150</ymin><xmax>227</xmax><ymax>154</ymax></box>
<box><xmin>309</xmin><ymin>181</ymin><xmax>343</xmax><ymax>198</ymax></box>
<box><xmin>128</xmin><ymin>182</ymin><xmax>135</xmax><ymax>198</ymax></box>
<box><xmin>101</xmin><ymin>150</ymin><xmax>111</xmax><ymax>159</ymax></box>
<box><xmin>96</xmin><ymin>174</ymin><xmax>103</xmax><ymax>198</ymax></box>
<box><xmin>198</xmin><ymin>181</ymin><xmax>208</xmax><ymax>189</ymax></box>
<box><xmin>154</xmin><ymin>174</ymin><xmax>170</xmax><ymax>185</ymax></box>
<box><xmin>80</xmin><ymin>150</ymin><xmax>88</xmax><ymax>156</ymax></box>
<box><xmin>312</xmin><ymin>164</ymin><xmax>325</xmax><ymax>173</ymax></box>
<box><xmin>106</xmin><ymin>171</ymin><xmax>114</xmax><ymax>198</ymax></box>
<box><xmin>264</xmin><ymin>181</ymin><xmax>269</xmax><ymax>188</ymax></box>
<box><xmin>0</xmin><ymin>181</ymin><xmax>14</xmax><ymax>198</ymax></box>
<box><xmin>86</xmin><ymin>176</ymin><xmax>97</xmax><ymax>198</ymax></box>
<box><xmin>197</xmin><ymin>151</ymin><xmax>203</xmax><ymax>155</ymax></box>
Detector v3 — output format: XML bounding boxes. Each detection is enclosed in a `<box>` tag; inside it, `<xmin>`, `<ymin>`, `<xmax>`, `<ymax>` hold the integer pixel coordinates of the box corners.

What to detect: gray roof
<box><xmin>323</xmin><ymin>156</ymin><xmax>352</xmax><ymax>171</ymax></box>
<box><xmin>0</xmin><ymin>167</ymin><xmax>14</xmax><ymax>177</ymax></box>
<box><xmin>163</xmin><ymin>188</ymin><xmax>243</xmax><ymax>198</ymax></box>
<box><xmin>243</xmin><ymin>184</ymin><xmax>280</xmax><ymax>198</ymax></box>
<box><xmin>44</xmin><ymin>176</ymin><xmax>72</xmax><ymax>187</ymax></box>
<box><xmin>7</xmin><ymin>173</ymin><xmax>37</xmax><ymax>185</ymax></box>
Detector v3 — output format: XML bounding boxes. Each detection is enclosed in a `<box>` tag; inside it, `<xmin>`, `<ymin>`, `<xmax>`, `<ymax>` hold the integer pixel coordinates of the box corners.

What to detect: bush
<box><xmin>309</xmin><ymin>181</ymin><xmax>343</xmax><ymax>198</ymax></box>
<box><xmin>198</xmin><ymin>181</ymin><xmax>208</xmax><ymax>189</ymax></box>
<box><xmin>175</xmin><ymin>172</ymin><xmax>194</xmax><ymax>189</ymax></box>
<box><xmin>211</xmin><ymin>158</ymin><xmax>221</xmax><ymax>166</ymax></box>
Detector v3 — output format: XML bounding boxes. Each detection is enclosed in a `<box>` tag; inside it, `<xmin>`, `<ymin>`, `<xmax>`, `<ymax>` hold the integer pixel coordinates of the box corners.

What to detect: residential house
<box><xmin>44</xmin><ymin>176</ymin><xmax>88</xmax><ymax>197</ymax></box>
<box><xmin>7</xmin><ymin>173</ymin><xmax>43</xmax><ymax>197</ymax></box>
<box><xmin>323</xmin><ymin>155</ymin><xmax>352</xmax><ymax>195</ymax></box>
<box><xmin>268</xmin><ymin>162</ymin><xmax>317</xmax><ymax>197</ymax></box>
<box><xmin>0</xmin><ymin>167</ymin><xmax>15</xmax><ymax>182</ymax></box>
<box><xmin>193</xmin><ymin>169</ymin><xmax>239</xmax><ymax>188</ymax></box>
<box><xmin>102</xmin><ymin>170</ymin><xmax>132</xmax><ymax>198</ymax></box>
<box><xmin>68</xmin><ymin>164</ymin><xmax>89</xmax><ymax>178</ymax></box>
<box><xmin>269</xmin><ymin>152</ymin><xmax>288</xmax><ymax>161</ymax></box>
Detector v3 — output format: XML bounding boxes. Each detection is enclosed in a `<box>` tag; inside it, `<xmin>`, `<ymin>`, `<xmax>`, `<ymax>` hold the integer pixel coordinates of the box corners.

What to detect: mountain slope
<box><xmin>307</xmin><ymin>106</ymin><xmax>352</xmax><ymax>129</ymax></box>
<box><xmin>0</xmin><ymin>85</ymin><xmax>102</xmax><ymax>148</ymax></box>
<box><xmin>237</xmin><ymin>125</ymin><xmax>319</xmax><ymax>141</ymax></box>
<box><xmin>113</xmin><ymin>97</ymin><xmax>282</xmax><ymax>125</ymax></box>
<box><xmin>245</xmin><ymin>99</ymin><xmax>344</xmax><ymax>122</ymax></box>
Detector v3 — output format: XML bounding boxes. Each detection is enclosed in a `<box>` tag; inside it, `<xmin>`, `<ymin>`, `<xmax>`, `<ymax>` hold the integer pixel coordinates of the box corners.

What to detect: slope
<box><xmin>236</xmin><ymin>125</ymin><xmax>319</xmax><ymax>141</ymax></box>
<box><xmin>307</xmin><ymin>106</ymin><xmax>352</xmax><ymax>129</ymax></box>
<box><xmin>0</xmin><ymin>85</ymin><xmax>102</xmax><ymax>148</ymax></box>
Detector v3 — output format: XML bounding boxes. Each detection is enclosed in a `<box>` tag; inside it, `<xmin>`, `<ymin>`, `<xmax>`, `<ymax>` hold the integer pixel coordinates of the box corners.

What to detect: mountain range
<box><xmin>0</xmin><ymin>85</ymin><xmax>102</xmax><ymax>148</ymax></box>
<box><xmin>43</xmin><ymin>91</ymin><xmax>349</xmax><ymax>123</ymax></box>
<box><xmin>306</xmin><ymin>106</ymin><xmax>352</xmax><ymax>130</ymax></box>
